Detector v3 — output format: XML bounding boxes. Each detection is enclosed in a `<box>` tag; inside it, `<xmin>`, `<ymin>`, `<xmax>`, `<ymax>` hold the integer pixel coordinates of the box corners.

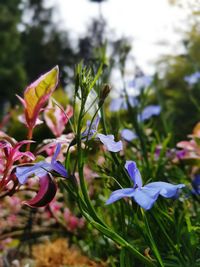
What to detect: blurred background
<box><xmin>1</xmin><ymin>0</ymin><xmax>200</xmax><ymax>138</ymax></box>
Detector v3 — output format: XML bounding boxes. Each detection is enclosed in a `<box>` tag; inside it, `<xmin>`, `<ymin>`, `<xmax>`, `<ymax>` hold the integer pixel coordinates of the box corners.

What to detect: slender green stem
<box><xmin>142</xmin><ymin>210</ymin><xmax>165</xmax><ymax>267</ymax></box>
<box><xmin>152</xmin><ymin>210</ymin><xmax>186</xmax><ymax>266</ymax></box>
<box><xmin>76</xmin><ymin>99</ymin><xmax>105</xmax><ymax>225</ymax></box>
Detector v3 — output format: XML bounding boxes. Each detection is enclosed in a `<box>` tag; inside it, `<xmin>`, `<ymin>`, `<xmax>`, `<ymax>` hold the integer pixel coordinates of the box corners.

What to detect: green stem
<box><xmin>142</xmin><ymin>210</ymin><xmax>165</xmax><ymax>267</ymax></box>
<box><xmin>76</xmin><ymin>100</ymin><xmax>105</xmax><ymax>225</ymax></box>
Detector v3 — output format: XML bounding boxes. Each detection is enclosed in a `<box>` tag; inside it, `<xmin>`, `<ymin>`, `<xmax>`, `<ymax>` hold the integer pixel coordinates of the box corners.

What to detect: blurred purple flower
<box><xmin>192</xmin><ymin>174</ymin><xmax>200</xmax><ymax>195</ymax></box>
<box><xmin>106</xmin><ymin>161</ymin><xmax>185</xmax><ymax>210</ymax></box>
<box><xmin>184</xmin><ymin>71</ymin><xmax>200</xmax><ymax>85</ymax></box>
<box><xmin>121</xmin><ymin>129</ymin><xmax>137</xmax><ymax>141</ymax></box>
<box><xmin>176</xmin><ymin>149</ymin><xmax>187</xmax><ymax>160</ymax></box>
<box><xmin>128</xmin><ymin>75</ymin><xmax>152</xmax><ymax>91</ymax></box>
<box><xmin>138</xmin><ymin>105</ymin><xmax>161</xmax><ymax>122</ymax></box>
<box><xmin>109</xmin><ymin>96</ymin><xmax>138</xmax><ymax>112</ymax></box>
<box><xmin>81</xmin><ymin>116</ymin><xmax>122</xmax><ymax>152</ymax></box>
<box><xmin>110</xmin><ymin>74</ymin><xmax>152</xmax><ymax>112</ymax></box>
<box><xmin>16</xmin><ymin>143</ymin><xmax>67</xmax><ymax>184</ymax></box>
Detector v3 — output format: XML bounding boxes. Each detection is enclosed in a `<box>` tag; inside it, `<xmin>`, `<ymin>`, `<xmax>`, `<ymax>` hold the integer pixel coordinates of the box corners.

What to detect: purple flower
<box><xmin>192</xmin><ymin>174</ymin><xmax>200</xmax><ymax>195</ymax></box>
<box><xmin>16</xmin><ymin>143</ymin><xmax>67</xmax><ymax>184</ymax></box>
<box><xmin>81</xmin><ymin>116</ymin><xmax>123</xmax><ymax>153</ymax></box>
<box><xmin>138</xmin><ymin>105</ymin><xmax>161</xmax><ymax>122</ymax></box>
<box><xmin>81</xmin><ymin>116</ymin><xmax>100</xmax><ymax>141</ymax></box>
<box><xmin>96</xmin><ymin>133</ymin><xmax>122</xmax><ymax>152</ymax></box>
<box><xmin>121</xmin><ymin>129</ymin><xmax>137</xmax><ymax>142</ymax></box>
<box><xmin>184</xmin><ymin>71</ymin><xmax>200</xmax><ymax>85</ymax></box>
<box><xmin>106</xmin><ymin>161</ymin><xmax>185</xmax><ymax>210</ymax></box>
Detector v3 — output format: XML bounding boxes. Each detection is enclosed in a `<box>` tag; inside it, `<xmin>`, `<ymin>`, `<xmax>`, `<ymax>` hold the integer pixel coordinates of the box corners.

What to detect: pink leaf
<box><xmin>18</xmin><ymin>66</ymin><xmax>59</xmax><ymax>130</ymax></box>
<box><xmin>44</xmin><ymin>100</ymin><xmax>73</xmax><ymax>137</ymax></box>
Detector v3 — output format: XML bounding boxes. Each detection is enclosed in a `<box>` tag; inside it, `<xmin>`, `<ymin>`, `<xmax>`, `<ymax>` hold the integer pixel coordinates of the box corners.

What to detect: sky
<box><xmin>50</xmin><ymin>0</ymin><xmax>188</xmax><ymax>74</ymax></box>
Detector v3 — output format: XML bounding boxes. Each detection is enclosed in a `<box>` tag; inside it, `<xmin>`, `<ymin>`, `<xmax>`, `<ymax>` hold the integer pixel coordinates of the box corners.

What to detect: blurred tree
<box><xmin>21</xmin><ymin>0</ymin><xmax>76</xmax><ymax>88</ymax></box>
<box><xmin>0</xmin><ymin>0</ymin><xmax>77</xmax><ymax>107</ymax></box>
<box><xmin>78</xmin><ymin>18</ymin><xmax>106</xmax><ymax>63</ymax></box>
<box><xmin>155</xmin><ymin>1</ymin><xmax>200</xmax><ymax>141</ymax></box>
<box><xmin>0</xmin><ymin>0</ymin><xmax>26</xmax><ymax>106</ymax></box>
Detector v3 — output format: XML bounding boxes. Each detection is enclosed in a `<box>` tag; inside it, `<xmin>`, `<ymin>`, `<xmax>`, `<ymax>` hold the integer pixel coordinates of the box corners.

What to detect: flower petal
<box><xmin>132</xmin><ymin>187</ymin><xmax>160</xmax><ymax>210</ymax></box>
<box><xmin>106</xmin><ymin>188</ymin><xmax>135</xmax><ymax>204</ymax></box>
<box><xmin>51</xmin><ymin>161</ymin><xmax>68</xmax><ymax>178</ymax></box>
<box><xmin>97</xmin><ymin>133</ymin><xmax>123</xmax><ymax>152</ymax></box>
<box><xmin>177</xmin><ymin>141</ymin><xmax>196</xmax><ymax>151</ymax></box>
<box><xmin>144</xmin><ymin>182</ymin><xmax>185</xmax><ymax>198</ymax></box>
<box><xmin>125</xmin><ymin>161</ymin><xmax>143</xmax><ymax>188</ymax></box>
<box><xmin>192</xmin><ymin>174</ymin><xmax>200</xmax><ymax>195</ymax></box>
<box><xmin>50</xmin><ymin>143</ymin><xmax>67</xmax><ymax>177</ymax></box>
<box><xmin>121</xmin><ymin>129</ymin><xmax>137</xmax><ymax>141</ymax></box>
<box><xmin>109</xmin><ymin>98</ymin><xmax>125</xmax><ymax>112</ymax></box>
<box><xmin>16</xmin><ymin>161</ymin><xmax>51</xmax><ymax>184</ymax></box>
<box><xmin>51</xmin><ymin>143</ymin><xmax>61</xmax><ymax>163</ymax></box>
<box><xmin>24</xmin><ymin>174</ymin><xmax>57</xmax><ymax>208</ymax></box>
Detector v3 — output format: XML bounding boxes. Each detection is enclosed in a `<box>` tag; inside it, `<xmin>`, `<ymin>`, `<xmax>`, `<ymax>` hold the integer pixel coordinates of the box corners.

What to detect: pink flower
<box><xmin>63</xmin><ymin>208</ymin><xmax>85</xmax><ymax>231</ymax></box>
<box><xmin>7</xmin><ymin>214</ymin><xmax>18</xmax><ymax>226</ymax></box>
<box><xmin>176</xmin><ymin>121</ymin><xmax>200</xmax><ymax>160</ymax></box>
<box><xmin>6</xmin><ymin>196</ymin><xmax>21</xmax><ymax>212</ymax></box>
<box><xmin>49</xmin><ymin>199</ymin><xmax>63</xmax><ymax>215</ymax></box>
<box><xmin>177</xmin><ymin>140</ymin><xmax>200</xmax><ymax>159</ymax></box>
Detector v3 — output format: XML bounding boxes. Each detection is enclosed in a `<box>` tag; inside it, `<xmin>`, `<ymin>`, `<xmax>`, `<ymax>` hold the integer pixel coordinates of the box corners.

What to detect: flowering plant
<box><xmin>0</xmin><ymin>62</ymin><xmax>198</xmax><ymax>267</ymax></box>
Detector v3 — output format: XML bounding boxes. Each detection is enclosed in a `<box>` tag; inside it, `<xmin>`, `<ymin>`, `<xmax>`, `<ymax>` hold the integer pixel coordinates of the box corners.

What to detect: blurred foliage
<box><xmin>21</xmin><ymin>0</ymin><xmax>76</xmax><ymax>88</ymax></box>
<box><xmin>0</xmin><ymin>0</ymin><xmax>26</xmax><ymax>105</ymax></box>
<box><xmin>0</xmin><ymin>0</ymin><xmax>76</xmax><ymax>107</ymax></box>
<box><xmin>155</xmin><ymin>2</ymin><xmax>200</xmax><ymax>141</ymax></box>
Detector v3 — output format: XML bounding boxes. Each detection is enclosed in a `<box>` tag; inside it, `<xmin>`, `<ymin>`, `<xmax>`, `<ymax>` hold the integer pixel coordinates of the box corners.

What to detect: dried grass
<box><xmin>33</xmin><ymin>238</ymin><xmax>106</xmax><ymax>267</ymax></box>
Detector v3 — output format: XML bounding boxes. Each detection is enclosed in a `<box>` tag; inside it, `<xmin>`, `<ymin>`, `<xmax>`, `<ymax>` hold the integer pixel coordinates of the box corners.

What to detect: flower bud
<box><xmin>99</xmin><ymin>84</ymin><xmax>111</xmax><ymax>107</ymax></box>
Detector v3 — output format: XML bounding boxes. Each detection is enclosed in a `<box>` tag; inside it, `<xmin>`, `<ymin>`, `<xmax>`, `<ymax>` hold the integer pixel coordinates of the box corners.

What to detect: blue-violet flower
<box><xmin>106</xmin><ymin>161</ymin><xmax>185</xmax><ymax>210</ymax></box>
<box><xmin>81</xmin><ymin>116</ymin><xmax>122</xmax><ymax>152</ymax></box>
<box><xmin>16</xmin><ymin>143</ymin><xmax>67</xmax><ymax>184</ymax></box>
